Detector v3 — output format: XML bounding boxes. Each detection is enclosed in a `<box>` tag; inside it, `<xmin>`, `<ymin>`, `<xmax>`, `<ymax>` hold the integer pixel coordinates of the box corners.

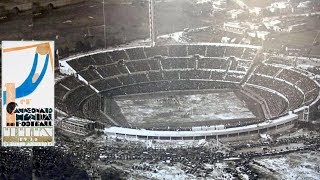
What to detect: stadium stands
<box><xmin>160</xmin><ymin>58</ymin><xmax>183</xmax><ymax>69</ymax></box>
<box><xmin>229</xmin><ymin>58</ymin><xmax>239</xmax><ymax>71</ymax></box>
<box><xmin>78</xmin><ymin>70</ymin><xmax>92</xmax><ymax>81</ymax></box>
<box><xmin>90</xmin><ymin>53</ymin><xmax>112</xmax><ymax>65</ymax></box>
<box><xmin>77</xmin><ymin>56</ymin><xmax>96</xmax><ymax>69</ymax></box>
<box><xmin>66</xmin><ymin>58</ymin><xmax>82</xmax><ymax>71</ymax></box>
<box><xmin>168</xmin><ymin>45</ymin><xmax>188</xmax><ymax>57</ymax></box>
<box><xmin>106</xmin><ymin>78</ymin><xmax>123</xmax><ymax>88</ymax></box>
<box><xmin>130</xmin><ymin>73</ymin><xmax>149</xmax><ymax>83</ymax></box>
<box><xmin>144</xmin><ymin>46</ymin><xmax>169</xmax><ymax>57</ymax></box>
<box><xmin>236</xmin><ymin>60</ymin><xmax>252</xmax><ymax>72</ymax></box>
<box><xmin>225</xmin><ymin>72</ymin><xmax>245</xmax><ymax>82</ymax></box>
<box><xmin>247</xmin><ymin>74</ymin><xmax>304</xmax><ymax>110</ymax></box>
<box><xmin>148</xmin><ymin>71</ymin><xmax>163</xmax><ymax>81</ymax></box>
<box><xmin>241</xmin><ymin>48</ymin><xmax>257</xmax><ymax>60</ymax></box>
<box><xmin>55</xmin><ymin>83</ymin><xmax>69</xmax><ymax>112</ymax></box>
<box><xmin>101</xmin><ymin>80</ymin><xmax>238</xmax><ymax>97</ymax></box>
<box><xmin>187</xmin><ymin>57</ymin><xmax>196</xmax><ymax>69</ymax></box>
<box><xmin>198</xmin><ymin>58</ymin><xmax>228</xmax><ymax>69</ymax></box>
<box><xmin>179</xmin><ymin>70</ymin><xmax>203</xmax><ymax>80</ymax></box>
<box><xmin>129</xmin><ymin>60</ymin><xmax>151</xmax><ymax>72</ymax></box>
<box><xmin>255</xmin><ymin>64</ymin><xmax>281</xmax><ymax>77</ymax></box>
<box><xmin>59</xmin><ymin>76</ymin><xmax>82</xmax><ymax>89</ymax></box>
<box><xmin>64</xmin><ymin>85</ymin><xmax>95</xmax><ymax>117</ymax></box>
<box><xmin>277</xmin><ymin>69</ymin><xmax>319</xmax><ymax>93</ymax></box>
<box><xmin>206</xmin><ymin>45</ymin><xmax>225</xmax><ymax>57</ymax></box>
<box><xmin>146</xmin><ymin>58</ymin><xmax>161</xmax><ymax>70</ymax></box>
<box><xmin>251</xmin><ymin>63</ymin><xmax>319</xmax><ymax>108</ymax></box>
<box><xmin>187</xmin><ymin>45</ymin><xmax>206</xmax><ymax>56</ymax></box>
<box><xmin>107</xmin><ymin>49</ymin><xmax>129</xmax><ymax>61</ymax></box>
<box><xmin>78</xmin><ymin>68</ymin><xmax>101</xmax><ymax>82</ymax></box>
<box><xmin>210</xmin><ymin>71</ymin><xmax>225</xmax><ymax>80</ymax></box>
<box><xmin>304</xmin><ymin>90</ymin><xmax>319</xmax><ymax>104</ymax></box>
<box><xmin>225</xmin><ymin>47</ymin><xmax>244</xmax><ymax>58</ymax></box>
<box><xmin>55</xmin><ymin>76</ymin><xmax>94</xmax><ymax>115</ymax></box>
<box><xmin>91</xmin><ymin>79</ymin><xmax>112</xmax><ymax>91</ymax></box>
<box><xmin>126</xmin><ymin>47</ymin><xmax>147</xmax><ymax>60</ymax></box>
<box><xmin>162</xmin><ymin>70</ymin><xmax>180</xmax><ymax>80</ymax></box>
<box><xmin>98</xmin><ymin>64</ymin><xmax>122</xmax><ymax>77</ymax></box>
<box><xmin>244</xmin><ymin>85</ymin><xmax>288</xmax><ymax>118</ymax></box>
<box><xmin>57</xmin><ymin>44</ymin><xmax>320</xmax><ymax>132</ymax></box>
<box><xmin>82</xmin><ymin>94</ymin><xmax>106</xmax><ymax>121</ymax></box>
<box><xmin>277</xmin><ymin>69</ymin><xmax>303</xmax><ymax>84</ymax></box>
<box><xmin>118</xmin><ymin>75</ymin><xmax>138</xmax><ymax>85</ymax></box>
<box><xmin>66</xmin><ymin>45</ymin><xmax>257</xmax><ymax>70</ymax></box>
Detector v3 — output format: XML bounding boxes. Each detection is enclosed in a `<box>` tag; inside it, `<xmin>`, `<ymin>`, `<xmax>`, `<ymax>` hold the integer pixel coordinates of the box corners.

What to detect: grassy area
<box><xmin>269</xmin><ymin>31</ymin><xmax>317</xmax><ymax>47</ymax></box>
<box><xmin>263</xmin><ymin>29</ymin><xmax>320</xmax><ymax>57</ymax></box>
<box><xmin>0</xmin><ymin>0</ymin><xmax>215</xmax><ymax>57</ymax></box>
<box><xmin>264</xmin><ymin>30</ymin><xmax>319</xmax><ymax>54</ymax></box>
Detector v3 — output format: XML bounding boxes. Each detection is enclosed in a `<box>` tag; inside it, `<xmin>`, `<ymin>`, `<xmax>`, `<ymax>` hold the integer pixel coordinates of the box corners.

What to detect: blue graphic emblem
<box><xmin>3</xmin><ymin>53</ymin><xmax>49</xmax><ymax>104</ymax></box>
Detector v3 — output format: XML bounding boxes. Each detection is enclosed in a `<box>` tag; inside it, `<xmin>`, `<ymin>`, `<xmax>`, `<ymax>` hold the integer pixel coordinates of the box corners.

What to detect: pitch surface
<box><xmin>115</xmin><ymin>90</ymin><xmax>256</xmax><ymax>128</ymax></box>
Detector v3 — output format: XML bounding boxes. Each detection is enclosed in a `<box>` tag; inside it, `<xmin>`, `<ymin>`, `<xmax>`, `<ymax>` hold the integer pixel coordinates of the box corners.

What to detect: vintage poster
<box><xmin>2</xmin><ymin>41</ymin><xmax>54</xmax><ymax>146</ymax></box>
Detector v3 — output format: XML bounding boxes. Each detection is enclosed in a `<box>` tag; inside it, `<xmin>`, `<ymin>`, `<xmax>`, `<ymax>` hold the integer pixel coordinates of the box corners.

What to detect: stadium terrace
<box><xmin>56</xmin><ymin>43</ymin><xmax>320</xmax><ymax>141</ymax></box>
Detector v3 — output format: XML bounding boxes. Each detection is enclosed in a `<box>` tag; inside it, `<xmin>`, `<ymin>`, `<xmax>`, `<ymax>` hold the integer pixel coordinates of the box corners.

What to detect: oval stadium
<box><xmin>2</xmin><ymin>0</ymin><xmax>320</xmax><ymax>179</ymax></box>
<box><xmin>56</xmin><ymin>43</ymin><xmax>320</xmax><ymax>141</ymax></box>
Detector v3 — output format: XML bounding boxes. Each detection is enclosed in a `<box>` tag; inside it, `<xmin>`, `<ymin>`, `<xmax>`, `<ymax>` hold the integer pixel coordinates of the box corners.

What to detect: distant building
<box><xmin>227</xmin><ymin>9</ymin><xmax>245</xmax><ymax>19</ymax></box>
<box><xmin>229</xmin><ymin>0</ymin><xmax>249</xmax><ymax>10</ymax></box>
<box><xmin>223</xmin><ymin>22</ymin><xmax>247</xmax><ymax>35</ymax></box>
<box><xmin>263</xmin><ymin>19</ymin><xmax>282</xmax><ymax>32</ymax></box>
<box><xmin>221</xmin><ymin>36</ymin><xmax>231</xmax><ymax>43</ymax></box>
<box><xmin>247</xmin><ymin>31</ymin><xmax>270</xmax><ymax>40</ymax></box>
<box><xmin>297</xmin><ymin>1</ymin><xmax>311</xmax><ymax>9</ymax></box>
<box><xmin>286</xmin><ymin>23</ymin><xmax>306</xmax><ymax>32</ymax></box>
<box><xmin>61</xmin><ymin>117</ymin><xmax>95</xmax><ymax>136</ymax></box>
<box><xmin>243</xmin><ymin>22</ymin><xmax>261</xmax><ymax>31</ymax></box>
<box><xmin>249</xmin><ymin>7</ymin><xmax>262</xmax><ymax>16</ymax></box>
<box><xmin>284</xmin><ymin>44</ymin><xmax>308</xmax><ymax>56</ymax></box>
<box><xmin>267</xmin><ymin>2</ymin><xmax>293</xmax><ymax>14</ymax></box>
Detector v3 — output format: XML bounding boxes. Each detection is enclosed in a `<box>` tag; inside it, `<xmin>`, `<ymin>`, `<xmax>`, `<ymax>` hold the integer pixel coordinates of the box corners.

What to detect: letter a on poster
<box><xmin>2</xmin><ymin>41</ymin><xmax>55</xmax><ymax>146</ymax></box>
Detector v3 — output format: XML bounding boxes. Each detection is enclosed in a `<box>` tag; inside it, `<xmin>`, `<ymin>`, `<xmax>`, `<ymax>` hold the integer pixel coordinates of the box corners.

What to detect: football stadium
<box><xmin>2</xmin><ymin>0</ymin><xmax>320</xmax><ymax>179</ymax></box>
<box><xmin>57</xmin><ymin>43</ymin><xmax>320</xmax><ymax>141</ymax></box>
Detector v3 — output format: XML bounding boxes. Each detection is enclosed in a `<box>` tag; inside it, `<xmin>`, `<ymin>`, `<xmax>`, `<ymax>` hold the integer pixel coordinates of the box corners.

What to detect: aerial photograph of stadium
<box><xmin>0</xmin><ymin>0</ymin><xmax>320</xmax><ymax>179</ymax></box>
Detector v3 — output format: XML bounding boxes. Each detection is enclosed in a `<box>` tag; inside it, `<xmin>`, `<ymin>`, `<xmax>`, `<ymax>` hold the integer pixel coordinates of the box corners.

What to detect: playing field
<box><xmin>115</xmin><ymin>90</ymin><xmax>256</xmax><ymax>128</ymax></box>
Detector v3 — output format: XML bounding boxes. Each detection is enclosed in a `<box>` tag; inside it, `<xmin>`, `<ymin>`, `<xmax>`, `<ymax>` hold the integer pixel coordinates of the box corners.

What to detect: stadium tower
<box><xmin>149</xmin><ymin>0</ymin><xmax>155</xmax><ymax>47</ymax></box>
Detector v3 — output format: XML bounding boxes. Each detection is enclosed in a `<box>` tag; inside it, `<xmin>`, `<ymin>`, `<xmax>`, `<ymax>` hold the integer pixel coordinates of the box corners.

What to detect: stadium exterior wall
<box><xmin>104</xmin><ymin>114</ymin><xmax>298</xmax><ymax>141</ymax></box>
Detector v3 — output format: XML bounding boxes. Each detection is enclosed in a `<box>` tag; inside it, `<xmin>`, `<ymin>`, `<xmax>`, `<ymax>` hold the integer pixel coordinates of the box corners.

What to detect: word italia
<box><xmin>3</xmin><ymin>127</ymin><xmax>53</xmax><ymax>137</ymax></box>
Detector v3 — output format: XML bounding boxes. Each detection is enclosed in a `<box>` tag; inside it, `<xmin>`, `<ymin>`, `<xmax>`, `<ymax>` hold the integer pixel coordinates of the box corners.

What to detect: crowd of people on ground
<box><xmin>1</xmin><ymin>121</ymin><xmax>319</xmax><ymax>179</ymax></box>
